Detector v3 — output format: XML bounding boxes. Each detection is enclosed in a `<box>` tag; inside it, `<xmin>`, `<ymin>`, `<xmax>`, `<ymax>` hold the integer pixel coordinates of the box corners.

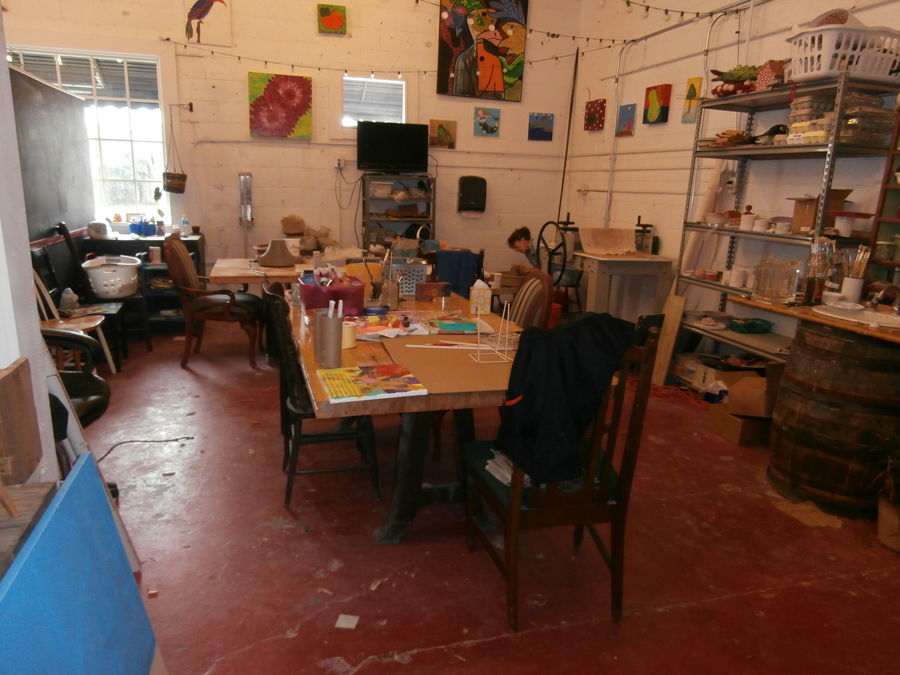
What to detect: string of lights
<box><xmin>162</xmin><ymin>0</ymin><xmax>747</xmax><ymax>78</ymax></box>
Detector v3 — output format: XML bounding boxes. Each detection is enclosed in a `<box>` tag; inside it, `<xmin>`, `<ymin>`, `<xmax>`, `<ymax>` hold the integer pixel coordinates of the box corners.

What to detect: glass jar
<box><xmin>753</xmin><ymin>255</ymin><xmax>801</xmax><ymax>303</ymax></box>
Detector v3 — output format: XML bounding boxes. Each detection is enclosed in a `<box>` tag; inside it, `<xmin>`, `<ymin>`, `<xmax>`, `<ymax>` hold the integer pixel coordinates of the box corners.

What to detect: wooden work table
<box><xmin>207</xmin><ymin>258</ymin><xmax>311</xmax><ymax>285</ymax></box>
<box><xmin>292</xmin><ymin>294</ymin><xmax>515</xmax><ymax>544</ymax></box>
<box><xmin>729</xmin><ymin>296</ymin><xmax>900</xmax><ymax>346</ymax></box>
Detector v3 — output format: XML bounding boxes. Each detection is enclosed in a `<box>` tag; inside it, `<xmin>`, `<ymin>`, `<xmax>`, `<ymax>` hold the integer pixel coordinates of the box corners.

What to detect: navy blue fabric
<box><xmin>435</xmin><ymin>250</ymin><xmax>481</xmax><ymax>299</ymax></box>
<box><xmin>497</xmin><ymin>312</ymin><xmax>635</xmax><ymax>484</ymax></box>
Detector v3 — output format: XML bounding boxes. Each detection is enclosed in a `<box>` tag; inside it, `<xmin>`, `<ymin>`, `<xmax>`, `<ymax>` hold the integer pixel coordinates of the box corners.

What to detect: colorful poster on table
<box><xmin>436</xmin><ymin>0</ymin><xmax>528</xmax><ymax>102</ymax></box>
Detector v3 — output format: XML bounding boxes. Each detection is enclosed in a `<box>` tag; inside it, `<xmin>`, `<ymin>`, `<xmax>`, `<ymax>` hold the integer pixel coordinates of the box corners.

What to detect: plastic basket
<box><xmin>82</xmin><ymin>255</ymin><xmax>142</xmax><ymax>299</ymax></box>
<box><xmin>788</xmin><ymin>25</ymin><xmax>900</xmax><ymax>84</ymax></box>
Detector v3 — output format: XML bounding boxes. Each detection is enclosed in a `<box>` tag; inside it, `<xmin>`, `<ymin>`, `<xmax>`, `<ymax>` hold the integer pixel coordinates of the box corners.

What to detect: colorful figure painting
<box><xmin>437</xmin><ymin>0</ymin><xmax>528</xmax><ymax>102</ymax></box>
<box><xmin>615</xmin><ymin>104</ymin><xmax>636</xmax><ymax>137</ymax></box>
<box><xmin>248</xmin><ymin>73</ymin><xmax>313</xmax><ymax>139</ymax></box>
<box><xmin>528</xmin><ymin>113</ymin><xmax>553</xmax><ymax>141</ymax></box>
<box><xmin>682</xmin><ymin>77</ymin><xmax>703</xmax><ymax>124</ymax></box>
<box><xmin>429</xmin><ymin>119</ymin><xmax>457</xmax><ymax>149</ymax></box>
<box><xmin>317</xmin><ymin>4</ymin><xmax>346</xmax><ymax>34</ymax></box>
<box><xmin>584</xmin><ymin>98</ymin><xmax>606</xmax><ymax>131</ymax></box>
<box><xmin>184</xmin><ymin>0</ymin><xmax>232</xmax><ymax>45</ymax></box>
<box><xmin>474</xmin><ymin>107</ymin><xmax>500</xmax><ymax>137</ymax></box>
<box><xmin>643</xmin><ymin>84</ymin><xmax>672</xmax><ymax>124</ymax></box>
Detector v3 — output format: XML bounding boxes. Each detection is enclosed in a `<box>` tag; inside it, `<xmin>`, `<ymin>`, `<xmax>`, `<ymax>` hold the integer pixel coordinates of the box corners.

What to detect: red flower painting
<box><xmin>248</xmin><ymin>72</ymin><xmax>313</xmax><ymax>139</ymax></box>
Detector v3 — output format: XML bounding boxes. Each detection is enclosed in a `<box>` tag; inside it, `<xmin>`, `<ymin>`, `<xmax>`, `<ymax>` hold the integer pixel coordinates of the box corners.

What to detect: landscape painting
<box><xmin>615</xmin><ymin>104</ymin><xmax>636</xmax><ymax>137</ymax></box>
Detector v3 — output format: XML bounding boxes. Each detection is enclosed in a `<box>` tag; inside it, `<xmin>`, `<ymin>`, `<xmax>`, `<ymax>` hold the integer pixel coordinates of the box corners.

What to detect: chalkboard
<box><xmin>10</xmin><ymin>68</ymin><xmax>94</xmax><ymax>242</ymax></box>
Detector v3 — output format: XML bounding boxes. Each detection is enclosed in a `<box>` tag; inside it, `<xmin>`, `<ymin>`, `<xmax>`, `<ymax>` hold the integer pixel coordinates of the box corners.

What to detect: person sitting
<box><xmin>507</xmin><ymin>226</ymin><xmax>579</xmax><ymax>286</ymax></box>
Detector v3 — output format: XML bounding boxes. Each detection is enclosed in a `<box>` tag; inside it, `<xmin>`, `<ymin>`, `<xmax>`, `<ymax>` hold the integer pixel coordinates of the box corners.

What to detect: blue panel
<box><xmin>0</xmin><ymin>454</ymin><xmax>155</xmax><ymax>675</ymax></box>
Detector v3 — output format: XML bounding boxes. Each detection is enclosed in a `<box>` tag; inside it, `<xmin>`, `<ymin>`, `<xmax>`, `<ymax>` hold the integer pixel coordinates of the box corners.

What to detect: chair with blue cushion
<box><xmin>164</xmin><ymin>234</ymin><xmax>265</xmax><ymax>368</ymax></box>
<box><xmin>464</xmin><ymin>325</ymin><xmax>659</xmax><ymax>632</ymax></box>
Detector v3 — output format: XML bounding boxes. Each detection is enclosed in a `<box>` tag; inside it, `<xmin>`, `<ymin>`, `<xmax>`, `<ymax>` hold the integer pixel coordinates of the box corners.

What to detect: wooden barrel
<box><xmin>768</xmin><ymin>321</ymin><xmax>900</xmax><ymax>514</ymax></box>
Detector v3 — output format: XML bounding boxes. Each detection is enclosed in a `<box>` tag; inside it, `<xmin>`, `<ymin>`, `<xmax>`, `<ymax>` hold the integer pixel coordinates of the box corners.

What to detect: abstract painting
<box><xmin>682</xmin><ymin>77</ymin><xmax>703</xmax><ymax>124</ymax></box>
<box><xmin>317</xmin><ymin>4</ymin><xmax>346</xmax><ymax>34</ymax></box>
<box><xmin>437</xmin><ymin>0</ymin><xmax>528</xmax><ymax>102</ymax></box>
<box><xmin>429</xmin><ymin>119</ymin><xmax>457</xmax><ymax>149</ymax></box>
<box><xmin>528</xmin><ymin>113</ymin><xmax>553</xmax><ymax>141</ymax></box>
<box><xmin>474</xmin><ymin>107</ymin><xmax>500</xmax><ymax>137</ymax></box>
<box><xmin>248</xmin><ymin>73</ymin><xmax>313</xmax><ymax>139</ymax></box>
<box><xmin>584</xmin><ymin>98</ymin><xmax>606</xmax><ymax>131</ymax></box>
<box><xmin>615</xmin><ymin>104</ymin><xmax>636</xmax><ymax>137</ymax></box>
<box><xmin>643</xmin><ymin>84</ymin><xmax>672</xmax><ymax>124</ymax></box>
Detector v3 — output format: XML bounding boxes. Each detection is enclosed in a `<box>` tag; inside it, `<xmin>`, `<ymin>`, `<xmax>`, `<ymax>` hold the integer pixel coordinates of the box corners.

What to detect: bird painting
<box><xmin>186</xmin><ymin>0</ymin><xmax>226</xmax><ymax>43</ymax></box>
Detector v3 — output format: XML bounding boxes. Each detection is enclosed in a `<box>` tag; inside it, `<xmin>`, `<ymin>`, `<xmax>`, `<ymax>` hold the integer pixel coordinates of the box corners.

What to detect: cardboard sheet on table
<box><xmin>383</xmin><ymin>335</ymin><xmax>512</xmax><ymax>395</ymax></box>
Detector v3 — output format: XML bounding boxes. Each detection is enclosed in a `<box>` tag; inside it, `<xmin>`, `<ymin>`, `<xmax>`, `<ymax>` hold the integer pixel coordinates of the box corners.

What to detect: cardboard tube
<box><xmin>341</xmin><ymin>321</ymin><xmax>357</xmax><ymax>349</ymax></box>
<box><xmin>319</xmin><ymin>315</ymin><xmax>343</xmax><ymax>368</ymax></box>
<box><xmin>313</xmin><ymin>308</ymin><xmax>330</xmax><ymax>365</ymax></box>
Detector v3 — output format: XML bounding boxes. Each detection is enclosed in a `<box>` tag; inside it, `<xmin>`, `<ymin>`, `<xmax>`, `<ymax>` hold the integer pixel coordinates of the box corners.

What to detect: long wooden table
<box><xmin>207</xmin><ymin>258</ymin><xmax>310</xmax><ymax>285</ymax></box>
<box><xmin>292</xmin><ymin>294</ymin><xmax>514</xmax><ymax>544</ymax></box>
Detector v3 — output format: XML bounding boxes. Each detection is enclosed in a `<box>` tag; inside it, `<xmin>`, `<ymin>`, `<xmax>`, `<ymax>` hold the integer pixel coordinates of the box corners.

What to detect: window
<box><xmin>6</xmin><ymin>49</ymin><xmax>168</xmax><ymax>222</ymax></box>
<box><xmin>342</xmin><ymin>76</ymin><xmax>405</xmax><ymax>127</ymax></box>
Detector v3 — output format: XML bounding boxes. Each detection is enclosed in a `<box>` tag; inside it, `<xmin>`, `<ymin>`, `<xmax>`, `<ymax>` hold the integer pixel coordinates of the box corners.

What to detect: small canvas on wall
<box><xmin>429</xmin><ymin>119</ymin><xmax>457</xmax><ymax>149</ymax></box>
<box><xmin>474</xmin><ymin>107</ymin><xmax>500</xmax><ymax>137</ymax></box>
<box><xmin>248</xmin><ymin>73</ymin><xmax>313</xmax><ymax>139</ymax></box>
<box><xmin>615</xmin><ymin>104</ymin><xmax>636</xmax><ymax>137</ymax></box>
<box><xmin>643</xmin><ymin>84</ymin><xmax>672</xmax><ymax>124</ymax></box>
<box><xmin>317</xmin><ymin>4</ymin><xmax>346</xmax><ymax>34</ymax></box>
<box><xmin>527</xmin><ymin>113</ymin><xmax>553</xmax><ymax>141</ymax></box>
<box><xmin>584</xmin><ymin>99</ymin><xmax>606</xmax><ymax>131</ymax></box>
<box><xmin>682</xmin><ymin>77</ymin><xmax>703</xmax><ymax>124</ymax></box>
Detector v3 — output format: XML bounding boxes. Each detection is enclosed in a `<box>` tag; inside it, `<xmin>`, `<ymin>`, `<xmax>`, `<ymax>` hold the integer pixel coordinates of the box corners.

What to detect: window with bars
<box><xmin>6</xmin><ymin>49</ymin><xmax>168</xmax><ymax>223</ymax></box>
<box><xmin>342</xmin><ymin>76</ymin><xmax>405</xmax><ymax>127</ymax></box>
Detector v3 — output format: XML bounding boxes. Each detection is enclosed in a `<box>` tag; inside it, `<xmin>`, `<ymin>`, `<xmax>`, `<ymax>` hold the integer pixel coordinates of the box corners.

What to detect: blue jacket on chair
<box><xmin>435</xmin><ymin>250</ymin><xmax>481</xmax><ymax>299</ymax></box>
<box><xmin>497</xmin><ymin>312</ymin><xmax>635</xmax><ymax>484</ymax></box>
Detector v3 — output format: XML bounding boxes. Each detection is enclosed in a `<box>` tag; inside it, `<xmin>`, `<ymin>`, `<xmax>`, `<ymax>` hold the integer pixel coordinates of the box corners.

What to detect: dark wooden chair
<box><xmin>42</xmin><ymin>328</ymin><xmax>111</xmax><ymax>430</ymax></box>
<box><xmin>262</xmin><ymin>282</ymin><xmax>380</xmax><ymax>508</ymax></box>
<box><xmin>464</xmin><ymin>326</ymin><xmax>659</xmax><ymax>632</ymax></box>
<box><xmin>555</xmin><ymin>268</ymin><xmax>584</xmax><ymax>315</ymax></box>
<box><xmin>164</xmin><ymin>234</ymin><xmax>265</xmax><ymax>368</ymax></box>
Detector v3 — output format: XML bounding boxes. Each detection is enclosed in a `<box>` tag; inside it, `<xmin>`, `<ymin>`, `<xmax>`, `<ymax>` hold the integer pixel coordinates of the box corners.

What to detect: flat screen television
<box><xmin>356</xmin><ymin>121</ymin><xmax>429</xmax><ymax>173</ymax></box>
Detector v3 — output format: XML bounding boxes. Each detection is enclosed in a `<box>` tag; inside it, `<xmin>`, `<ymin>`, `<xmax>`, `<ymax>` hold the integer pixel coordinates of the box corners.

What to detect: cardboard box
<box><xmin>788</xmin><ymin>189</ymin><xmax>852</xmax><ymax>234</ymax></box>
<box><xmin>469</xmin><ymin>287</ymin><xmax>492</xmax><ymax>315</ymax></box>
<box><xmin>706</xmin><ymin>403</ymin><xmax>771</xmax><ymax>446</ymax></box>
<box><xmin>415</xmin><ymin>281</ymin><xmax>451</xmax><ymax>302</ymax></box>
<box><xmin>692</xmin><ymin>362</ymin><xmax>758</xmax><ymax>391</ymax></box>
<box><xmin>726</xmin><ymin>363</ymin><xmax>785</xmax><ymax>418</ymax></box>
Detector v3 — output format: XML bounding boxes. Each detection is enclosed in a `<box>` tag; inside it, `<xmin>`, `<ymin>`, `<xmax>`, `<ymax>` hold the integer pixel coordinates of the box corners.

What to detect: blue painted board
<box><xmin>0</xmin><ymin>454</ymin><xmax>155</xmax><ymax>675</ymax></box>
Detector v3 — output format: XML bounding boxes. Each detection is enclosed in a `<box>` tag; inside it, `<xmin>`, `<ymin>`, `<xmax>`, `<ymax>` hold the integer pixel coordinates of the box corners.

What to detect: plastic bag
<box><xmin>59</xmin><ymin>288</ymin><xmax>80</xmax><ymax>310</ymax></box>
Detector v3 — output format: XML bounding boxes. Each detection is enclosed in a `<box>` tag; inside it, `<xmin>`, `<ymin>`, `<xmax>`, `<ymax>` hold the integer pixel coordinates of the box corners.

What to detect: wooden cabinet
<box><xmin>361</xmin><ymin>174</ymin><xmax>434</xmax><ymax>248</ymax></box>
<box><xmin>674</xmin><ymin>74</ymin><xmax>900</xmax><ymax>371</ymax></box>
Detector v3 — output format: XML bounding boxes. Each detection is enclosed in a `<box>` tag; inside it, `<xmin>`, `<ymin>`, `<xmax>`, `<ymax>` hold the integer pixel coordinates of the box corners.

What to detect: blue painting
<box><xmin>615</xmin><ymin>103</ymin><xmax>636</xmax><ymax>137</ymax></box>
<box><xmin>527</xmin><ymin>113</ymin><xmax>554</xmax><ymax>141</ymax></box>
<box><xmin>474</xmin><ymin>107</ymin><xmax>501</xmax><ymax>137</ymax></box>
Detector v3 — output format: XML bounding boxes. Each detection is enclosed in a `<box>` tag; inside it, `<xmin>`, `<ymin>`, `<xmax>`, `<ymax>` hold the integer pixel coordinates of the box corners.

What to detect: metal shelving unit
<box><xmin>361</xmin><ymin>173</ymin><xmax>435</xmax><ymax>247</ymax></box>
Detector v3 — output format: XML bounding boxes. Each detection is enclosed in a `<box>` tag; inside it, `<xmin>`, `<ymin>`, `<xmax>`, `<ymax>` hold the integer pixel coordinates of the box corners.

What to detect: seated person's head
<box><xmin>507</xmin><ymin>226</ymin><xmax>531</xmax><ymax>254</ymax></box>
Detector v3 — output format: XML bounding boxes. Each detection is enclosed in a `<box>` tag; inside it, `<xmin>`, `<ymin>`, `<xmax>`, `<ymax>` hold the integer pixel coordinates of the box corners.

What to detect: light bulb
<box><xmin>664</xmin><ymin>9</ymin><xmax>670</xmax><ymax>21</ymax></box>
<box><xmin>626</xmin><ymin>1</ymin><xmax>633</xmax><ymax>13</ymax></box>
<box><xmin>642</xmin><ymin>6</ymin><xmax>649</xmax><ymax>19</ymax></box>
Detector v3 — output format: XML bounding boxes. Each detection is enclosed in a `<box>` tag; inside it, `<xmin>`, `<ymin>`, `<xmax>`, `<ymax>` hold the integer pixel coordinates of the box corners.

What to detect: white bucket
<box><xmin>82</xmin><ymin>255</ymin><xmax>141</xmax><ymax>299</ymax></box>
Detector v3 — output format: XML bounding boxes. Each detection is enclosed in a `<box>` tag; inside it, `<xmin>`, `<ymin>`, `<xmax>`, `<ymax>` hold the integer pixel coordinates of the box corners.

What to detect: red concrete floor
<box><xmin>87</xmin><ymin>323</ymin><xmax>900</xmax><ymax>675</ymax></box>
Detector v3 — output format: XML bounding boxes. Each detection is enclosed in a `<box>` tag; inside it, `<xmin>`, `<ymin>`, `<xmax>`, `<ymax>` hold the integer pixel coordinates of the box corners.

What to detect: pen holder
<box><xmin>319</xmin><ymin>315</ymin><xmax>344</xmax><ymax>368</ymax></box>
<box><xmin>312</xmin><ymin>308</ymin><xmax>330</xmax><ymax>365</ymax></box>
<box><xmin>840</xmin><ymin>277</ymin><xmax>865</xmax><ymax>304</ymax></box>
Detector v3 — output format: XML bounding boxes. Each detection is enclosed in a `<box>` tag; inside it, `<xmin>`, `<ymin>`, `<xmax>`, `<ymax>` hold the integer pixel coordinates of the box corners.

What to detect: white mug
<box><xmin>739</xmin><ymin>214</ymin><xmax>755</xmax><ymax>231</ymax></box>
<box><xmin>752</xmin><ymin>218</ymin><xmax>768</xmax><ymax>232</ymax></box>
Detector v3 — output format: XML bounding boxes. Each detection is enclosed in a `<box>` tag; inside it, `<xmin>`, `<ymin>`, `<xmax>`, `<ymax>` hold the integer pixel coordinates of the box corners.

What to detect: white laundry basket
<box><xmin>82</xmin><ymin>255</ymin><xmax>142</xmax><ymax>299</ymax></box>
<box><xmin>788</xmin><ymin>24</ymin><xmax>900</xmax><ymax>84</ymax></box>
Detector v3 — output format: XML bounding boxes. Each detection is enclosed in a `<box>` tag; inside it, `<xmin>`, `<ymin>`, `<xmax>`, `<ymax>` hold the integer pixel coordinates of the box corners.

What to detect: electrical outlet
<box><xmin>335</xmin><ymin>158</ymin><xmax>345</xmax><ymax>169</ymax></box>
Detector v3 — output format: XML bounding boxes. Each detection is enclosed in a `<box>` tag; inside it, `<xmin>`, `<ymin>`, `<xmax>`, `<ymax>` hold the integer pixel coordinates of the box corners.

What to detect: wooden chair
<box><xmin>262</xmin><ymin>282</ymin><xmax>380</xmax><ymax>508</ymax></box>
<box><xmin>555</xmin><ymin>268</ymin><xmax>584</xmax><ymax>315</ymax></box>
<box><xmin>508</xmin><ymin>268</ymin><xmax>552</xmax><ymax>330</ymax></box>
<box><xmin>42</xmin><ymin>328</ymin><xmax>111</xmax><ymax>430</ymax></box>
<box><xmin>164</xmin><ymin>234</ymin><xmax>265</xmax><ymax>368</ymax></box>
<box><xmin>464</xmin><ymin>326</ymin><xmax>659</xmax><ymax>632</ymax></box>
<box><xmin>33</xmin><ymin>269</ymin><xmax>117</xmax><ymax>374</ymax></box>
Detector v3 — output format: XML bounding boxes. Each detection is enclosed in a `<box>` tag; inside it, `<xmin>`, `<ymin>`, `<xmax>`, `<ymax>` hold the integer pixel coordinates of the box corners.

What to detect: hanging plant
<box><xmin>163</xmin><ymin>107</ymin><xmax>187</xmax><ymax>193</ymax></box>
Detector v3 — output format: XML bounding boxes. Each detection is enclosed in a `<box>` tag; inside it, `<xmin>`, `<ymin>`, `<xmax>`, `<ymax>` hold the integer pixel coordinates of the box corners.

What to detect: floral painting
<box><xmin>682</xmin><ymin>77</ymin><xmax>703</xmax><ymax>124</ymax></box>
<box><xmin>527</xmin><ymin>113</ymin><xmax>553</xmax><ymax>141</ymax></box>
<box><xmin>248</xmin><ymin>73</ymin><xmax>313</xmax><ymax>139</ymax></box>
<box><xmin>437</xmin><ymin>0</ymin><xmax>528</xmax><ymax>102</ymax></box>
<box><xmin>584</xmin><ymin>98</ymin><xmax>606</xmax><ymax>131</ymax></box>
<box><xmin>317</xmin><ymin>4</ymin><xmax>346</xmax><ymax>34</ymax></box>
<box><xmin>615</xmin><ymin>104</ymin><xmax>636</xmax><ymax>137</ymax></box>
<box><xmin>473</xmin><ymin>107</ymin><xmax>500</xmax><ymax>137</ymax></box>
<box><xmin>429</xmin><ymin>119</ymin><xmax>457</xmax><ymax>149</ymax></box>
<box><xmin>643</xmin><ymin>84</ymin><xmax>672</xmax><ymax>124</ymax></box>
